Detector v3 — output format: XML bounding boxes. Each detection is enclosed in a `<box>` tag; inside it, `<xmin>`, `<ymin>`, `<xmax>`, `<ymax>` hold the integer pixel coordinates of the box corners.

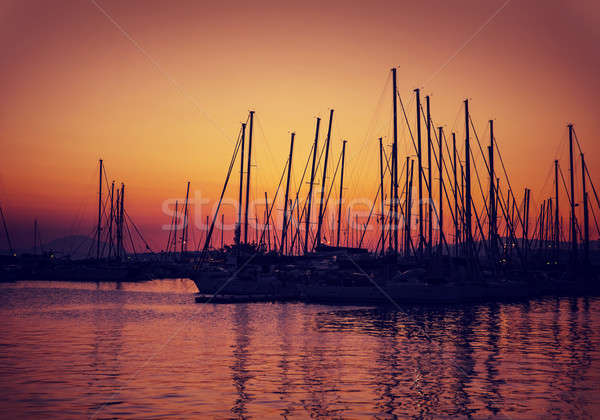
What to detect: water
<box><xmin>0</xmin><ymin>280</ymin><xmax>599</xmax><ymax>419</ymax></box>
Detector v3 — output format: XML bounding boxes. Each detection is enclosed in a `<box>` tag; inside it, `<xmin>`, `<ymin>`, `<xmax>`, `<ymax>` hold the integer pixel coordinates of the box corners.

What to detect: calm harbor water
<box><xmin>0</xmin><ymin>280</ymin><xmax>599</xmax><ymax>419</ymax></box>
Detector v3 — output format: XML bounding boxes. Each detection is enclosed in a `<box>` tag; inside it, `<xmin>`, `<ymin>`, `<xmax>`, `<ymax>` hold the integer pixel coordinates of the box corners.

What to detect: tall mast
<box><xmin>181</xmin><ymin>181</ymin><xmax>190</xmax><ymax>258</ymax></box>
<box><xmin>205</xmin><ymin>216</ymin><xmax>212</xmax><ymax>248</ymax></box>
<box><xmin>264</xmin><ymin>191</ymin><xmax>270</xmax><ymax>251</ymax></box>
<box><xmin>568</xmin><ymin>124</ymin><xmax>577</xmax><ymax>262</ymax></box>
<box><xmin>119</xmin><ymin>183</ymin><xmax>125</xmax><ymax>260</ymax></box>
<box><xmin>114</xmin><ymin>189</ymin><xmax>121</xmax><ymax>257</ymax></box>
<box><xmin>426</xmin><ymin>95</ymin><xmax>432</xmax><ymax>256</ymax></box>
<box><xmin>461</xmin><ymin>164</ymin><xmax>465</xmax><ymax>246</ymax></box>
<box><xmin>510</xmin><ymin>196</ymin><xmax>516</xmax><ymax>256</ymax></box>
<box><xmin>392</xmin><ymin>68</ymin><xmax>399</xmax><ymax>256</ymax></box>
<box><xmin>304</xmin><ymin>117</ymin><xmax>320</xmax><ymax>254</ymax></box>
<box><xmin>407</xmin><ymin>159</ymin><xmax>414</xmax><ymax>257</ymax></box>
<box><xmin>542</xmin><ymin>198</ymin><xmax>552</xmax><ymax>251</ymax></box>
<box><xmin>496</xmin><ymin>177</ymin><xmax>500</xmax><ymax>249</ymax></box>
<box><xmin>526</xmin><ymin>190</ymin><xmax>531</xmax><ymax>259</ymax></box>
<box><xmin>244</xmin><ymin>111</ymin><xmax>255</xmax><ymax>244</ymax></box>
<box><xmin>489</xmin><ymin>120</ymin><xmax>496</xmax><ymax>258</ymax></box>
<box><xmin>108</xmin><ymin>181</ymin><xmax>115</xmax><ymax>257</ymax></box>
<box><xmin>389</xmin><ymin>133</ymin><xmax>394</xmax><ymax>253</ymax></box>
<box><xmin>236</xmin><ymin>122</ymin><xmax>246</xmax><ymax>246</ymax></box>
<box><xmin>415</xmin><ymin>89</ymin><xmax>423</xmax><ymax>255</ymax></box>
<box><xmin>582</xmin><ymin>153</ymin><xmax>589</xmax><ymax>264</ymax></box>
<box><xmin>294</xmin><ymin>195</ymin><xmax>300</xmax><ymax>254</ymax></box>
<box><xmin>97</xmin><ymin>158</ymin><xmax>103</xmax><ymax>259</ymax></box>
<box><xmin>378</xmin><ymin>137</ymin><xmax>385</xmax><ymax>256</ymax></box>
<box><xmin>336</xmin><ymin>140</ymin><xmax>347</xmax><ymax>246</ymax></box>
<box><xmin>554</xmin><ymin>160</ymin><xmax>559</xmax><ymax>261</ymax></box>
<box><xmin>280</xmin><ymin>132</ymin><xmax>295</xmax><ymax>254</ymax></box>
<box><xmin>316</xmin><ymin>109</ymin><xmax>334</xmax><ymax>248</ymax></box>
<box><xmin>540</xmin><ymin>200</ymin><xmax>546</xmax><ymax>252</ymax></box>
<box><xmin>264</xmin><ymin>191</ymin><xmax>271</xmax><ymax>252</ymax></box>
<box><xmin>386</xmin><ymin>135</ymin><xmax>394</xmax><ymax>254</ymax></box>
<box><xmin>453</xmin><ymin>132</ymin><xmax>458</xmax><ymax>256</ymax></box>
<box><xmin>438</xmin><ymin>126</ymin><xmax>443</xmax><ymax>253</ymax></box>
<box><xmin>464</xmin><ymin>99</ymin><xmax>472</xmax><ymax>257</ymax></box>
<box><xmin>547</xmin><ymin>199</ymin><xmax>553</xmax><ymax>256</ymax></box>
<box><xmin>523</xmin><ymin>188</ymin><xmax>530</xmax><ymax>260</ymax></box>
<box><xmin>405</xmin><ymin>157</ymin><xmax>411</xmax><ymax>257</ymax></box>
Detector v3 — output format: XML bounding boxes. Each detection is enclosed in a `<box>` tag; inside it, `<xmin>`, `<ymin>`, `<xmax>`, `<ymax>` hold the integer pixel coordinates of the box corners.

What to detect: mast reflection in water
<box><xmin>0</xmin><ymin>280</ymin><xmax>599</xmax><ymax>418</ymax></box>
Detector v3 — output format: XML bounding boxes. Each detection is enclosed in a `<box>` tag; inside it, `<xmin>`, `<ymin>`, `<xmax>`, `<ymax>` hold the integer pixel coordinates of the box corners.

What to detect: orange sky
<box><xmin>1</xmin><ymin>0</ymin><xmax>599</xmax><ymax>250</ymax></box>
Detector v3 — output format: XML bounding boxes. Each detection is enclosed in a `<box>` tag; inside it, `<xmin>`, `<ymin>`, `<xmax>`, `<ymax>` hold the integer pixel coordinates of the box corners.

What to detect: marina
<box><xmin>3</xmin><ymin>69</ymin><xmax>598</xmax><ymax>306</ymax></box>
<box><xmin>1</xmin><ymin>1</ymin><xmax>599</xmax><ymax>417</ymax></box>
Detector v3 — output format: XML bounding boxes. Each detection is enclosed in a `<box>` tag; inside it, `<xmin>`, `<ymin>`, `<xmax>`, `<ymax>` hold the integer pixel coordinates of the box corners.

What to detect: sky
<box><xmin>1</xmin><ymin>0</ymin><xmax>599</xmax><ymax>251</ymax></box>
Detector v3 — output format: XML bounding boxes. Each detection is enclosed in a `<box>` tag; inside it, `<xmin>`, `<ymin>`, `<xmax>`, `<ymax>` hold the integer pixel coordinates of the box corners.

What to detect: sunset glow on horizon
<box><xmin>1</xmin><ymin>0</ymin><xmax>599</xmax><ymax>250</ymax></box>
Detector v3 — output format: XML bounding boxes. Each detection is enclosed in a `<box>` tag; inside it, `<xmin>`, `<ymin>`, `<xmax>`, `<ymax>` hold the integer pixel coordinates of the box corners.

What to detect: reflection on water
<box><xmin>0</xmin><ymin>280</ymin><xmax>599</xmax><ymax>418</ymax></box>
<box><xmin>231</xmin><ymin>305</ymin><xmax>252</xmax><ymax>417</ymax></box>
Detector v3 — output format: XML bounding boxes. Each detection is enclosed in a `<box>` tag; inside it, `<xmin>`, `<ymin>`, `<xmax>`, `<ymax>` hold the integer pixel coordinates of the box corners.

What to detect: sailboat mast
<box><xmin>464</xmin><ymin>100</ymin><xmax>472</xmax><ymax>257</ymax></box>
<box><xmin>568</xmin><ymin>124</ymin><xmax>577</xmax><ymax>262</ymax></box>
<box><xmin>438</xmin><ymin>126</ymin><xmax>443</xmax><ymax>252</ymax></box>
<box><xmin>392</xmin><ymin>68</ymin><xmax>399</xmax><ymax>256</ymax></box>
<box><xmin>461</xmin><ymin>164</ymin><xmax>465</xmax><ymax>247</ymax></box>
<box><xmin>523</xmin><ymin>188</ymin><xmax>530</xmax><ymax>259</ymax></box>
<box><xmin>554</xmin><ymin>160</ymin><xmax>559</xmax><ymax>261</ymax></box>
<box><xmin>294</xmin><ymin>196</ymin><xmax>300</xmax><ymax>254</ymax></box>
<box><xmin>407</xmin><ymin>159</ymin><xmax>414</xmax><ymax>258</ymax></box>
<box><xmin>316</xmin><ymin>109</ymin><xmax>334</xmax><ymax>248</ymax></box>
<box><xmin>206</xmin><ymin>216</ymin><xmax>210</xmax><ymax>248</ymax></box>
<box><xmin>108</xmin><ymin>181</ymin><xmax>115</xmax><ymax>257</ymax></box>
<box><xmin>304</xmin><ymin>117</ymin><xmax>320</xmax><ymax>254</ymax></box>
<box><xmin>181</xmin><ymin>181</ymin><xmax>190</xmax><ymax>258</ymax></box>
<box><xmin>404</xmin><ymin>157</ymin><xmax>411</xmax><ymax>256</ymax></box>
<box><xmin>336</xmin><ymin>140</ymin><xmax>347</xmax><ymax>247</ymax></box>
<box><xmin>426</xmin><ymin>96</ymin><xmax>432</xmax><ymax>255</ymax></box>
<box><xmin>280</xmin><ymin>132</ymin><xmax>295</xmax><ymax>254</ymax></box>
<box><xmin>244</xmin><ymin>111</ymin><xmax>254</xmax><ymax>244</ymax></box>
<box><xmin>119</xmin><ymin>183</ymin><xmax>125</xmax><ymax>260</ymax></box>
<box><xmin>264</xmin><ymin>191</ymin><xmax>270</xmax><ymax>251</ymax></box>
<box><xmin>489</xmin><ymin>120</ymin><xmax>496</xmax><ymax>257</ymax></box>
<box><xmin>114</xmin><ymin>190</ymin><xmax>120</xmax><ymax>257</ymax></box>
<box><xmin>378</xmin><ymin>137</ymin><xmax>385</xmax><ymax>256</ymax></box>
<box><xmin>236</xmin><ymin>122</ymin><xmax>246</xmax><ymax>246</ymax></box>
<box><xmin>388</xmin><ymin>133</ymin><xmax>394</xmax><ymax>253</ymax></box>
<box><xmin>453</xmin><ymin>132</ymin><xmax>458</xmax><ymax>256</ymax></box>
<box><xmin>415</xmin><ymin>89</ymin><xmax>423</xmax><ymax>255</ymax></box>
<box><xmin>97</xmin><ymin>159</ymin><xmax>103</xmax><ymax>259</ymax></box>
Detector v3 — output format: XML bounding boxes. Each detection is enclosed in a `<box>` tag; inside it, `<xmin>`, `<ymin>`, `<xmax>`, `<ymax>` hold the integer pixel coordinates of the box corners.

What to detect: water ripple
<box><xmin>0</xmin><ymin>280</ymin><xmax>599</xmax><ymax>418</ymax></box>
